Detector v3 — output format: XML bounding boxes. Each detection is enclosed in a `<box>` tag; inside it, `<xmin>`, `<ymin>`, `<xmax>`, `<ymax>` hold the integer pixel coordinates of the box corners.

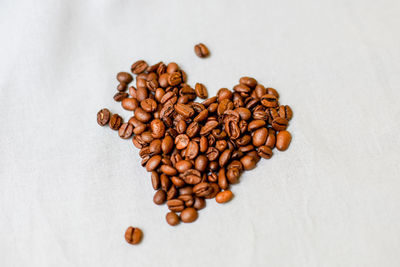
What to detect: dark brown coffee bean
<box><xmin>261</xmin><ymin>94</ymin><xmax>279</xmax><ymax>108</ymax></box>
<box><xmin>193</xmin><ymin>182</ymin><xmax>213</xmax><ymax>197</ymax></box>
<box><xmin>206</xmin><ymin>147</ymin><xmax>219</xmax><ymax>161</ymax></box>
<box><xmin>216</xmin><ymin>190</ymin><xmax>233</xmax><ymax>203</ymax></box>
<box><xmin>149</xmin><ymin>139</ymin><xmax>162</xmax><ymax>155</ymax></box>
<box><xmin>181</xmin><ymin>207</ymin><xmax>198</xmax><ymax>223</ymax></box>
<box><xmin>226</xmin><ymin>168</ymin><xmax>240</xmax><ymax>184</ymax></box>
<box><xmin>247</xmin><ymin>120</ymin><xmax>266</xmax><ymax>131</ymax></box>
<box><xmin>166</xmin><ymin>212</ymin><xmax>180</xmax><ymax>226</ymax></box>
<box><xmin>218</xmin><ymin>149</ymin><xmax>232</xmax><ymax>167</ymax></box>
<box><xmin>194</xmin><ymin>155</ymin><xmax>208</xmax><ymax>172</ymax></box>
<box><xmin>278</xmin><ymin>105</ymin><xmax>293</xmax><ymax>121</ymax></box>
<box><xmin>160</xmin><ymin>165</ymin><xmax>177</xmax><ymax>176</ymax></box>
<box><xmin>195</xmin><ymin>83</ymin><xmax>208</xmax><ymax>99</ymax></box>
<box><xmin>267</xmin><ymin>87</ymin><xmax>279</xmax><ymax>98</ymax></box>
<box><xmin>151</xmin><ymin>171</ymin><xmax>160</xmax><ymax>190</ymax></box>
<box><xmin>198</xmin><ymin>136</ymin><xmax>208</xmax><ymax>153</ymax></box>
<box><xmin>167</xmin><ymin>186</ymin><xmax>178</xmax><ymax>200</ymax></box>
<box><xmin>128</xmin><ymin>86</ymin><xmax>137</xmax><ymax>98</ymax></box>
<box><xmin>233</xmin><ymin>84</ymin><xmax>251</xmax><ymax>94</ymax></box>
<box><xmin>140</xmin><ymin>98</ymin><xmax>157</xmax><ymax>113</ymax></box>
<box><xmin>141</xmin><ymin>131</ymin><xmax>154</xmax><ymax>143</ymax></box>
<box><xmin>113</xmin><ymin>92</ymin><xmax>129</xmax><ymax>102</ymax></box>
<box><xmin>167</xmin><ymin>199</ymin><xmax>185</xmax><ymax>212</ymax></box>
<box><xmin>194</xmin><ymin>43</ymin><xmax>210</xmax><ymax>58</ymax></box>
<box><xmin>117</xmin><ymin>72</ymin><xmax>133</xmax><ymax>84</ymax></box>
<box><xmin>186</xmin><ymin>141</ymin><xmax>199</xmax><ymax>160</ymax></box>
<box><xmin>193</xmin><ymin>197</ymin><xmax>205</xmax><ymax>210</ymax></box>
<box><xmin>235</xmin><ymin>107</ymin><xmax>252</xmax><ymax>121</ymax></box>
<box><xmin>118</xmin><ymin>123</ymin><xmax>133</xmax><ymax>139</ymax></box>
<box><xmin>215</xmin><ymin>140</ymin><xmax>227</xmax><ymax>152</ymax></box>
<box><xmin>122</xmin><ymin>98</ymin><xmax>139</xmax><ymax>111</ymax></box>
<box><xmin>271</xmin><ymin>117</ymin><xmax>288</xmax><ymax>131</ymax></box>
<box><xmin>252</xmin><ymin>127</ymin><xmax>268</xmax><ymax>147</ymax></box>
<box><xmin>240</xmin><ymin>155</ymin><xmax>257</xmax><ymax>170</ymax></box>
<box><xmin>131</xmin><ymin>60</ymin><xmax>148</xmax><ymax>74</ymax></box>
<box><xmin>168</xmin><ymin>72</ymin><xmax>182</xmax><ymax>86</ymax></box>
<box><xmin>218</xmin><ymin>168</ymin><xmax>229</xmax><ymax>190</ymax></box>
<box><xmin>257</xmin><ymin>145</ymin><xmax>273</xmax><ymax>159</ymax></box>
<box><xmin>205</xmin><ymin>183</ymin><xmax>220</xmax><ymax>199</ymax></box>
<box><xmin>176</xmin><ymin>120</ymin><xmax>187</xmax><ymax>134</ymax></box>
<box><xmin>239</xmin><ymin>77</ymin><xmax>257</xmax><ymax>88</ymax></box>
<box><xmin>175</xmin><ymin>134</ymin><xmax>190</xmax><ymax>150</ymax></box>
<box><xmin>136</xmin><ymin>87</ymin><xmax>148</xmax><ymax>102</ymax></box>
<box><xmin>228</xmin><ymin>160</ymin><xmax>244</xmax><ymax>172</ymax></box>
<box><xmin>145</xmin><ymin>155</ymin><xmax>162</xmax><ymax>172</ymax></box>
<box><xmin>117</xmin><ymin>83</ymin><xmax>127</xmax><ymax>92</ymax></box>
<box><xmin>134</xmin><ymin>107</ymin><xmax>152</xmax><ymax>123</ymax></box>
<box><xmin>153</xmin><ymin>190</ymin><xmax>167</xmax><ymax>205</ymax></box>
<box><xmin>97</xmin><ymin>108</ymin><xmax>110</xmax><ymax>126</ymax></box>
<box><xmin>109</xmin><ymin>114</ymin><xmax>123</xmax><ymax>130</ymax></box>
<box><xmin>218</xmin><ymin>99</ymin><xmax>234</xmax><ymax>116</ymax></box>
<box><xmin>125</xmin><ymin>227</ymin><xmax>142</xmax><ymax>245</ymax></box>
<box><xmin>162</xmin><ymin>135</ymin><xmax>174</xmax><ymax>154</ymax></box>
<box><xmin>160</xmin><ymin>174</ymin><xmax>171</xmax><ymax>191</ymax></box>
<box><xmin>276</xmin><ymin>130</ymin><xmax>292</xmax><ymax>151</ymax></box>
<box><xmin>132</xmin><ymin>135</ymin><xmax>146</xmax><ymax>149</ymax></box>
<box><xmin>146</xmin><ymin>79</ymin><xmax>158</xmax><ymax>91</ymax></box>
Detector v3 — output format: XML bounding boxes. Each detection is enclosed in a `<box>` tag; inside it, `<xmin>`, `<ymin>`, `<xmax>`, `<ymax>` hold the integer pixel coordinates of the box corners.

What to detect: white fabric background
<box><xmin>1</xmin><ymin>0</ymin><xmax>399</xmax><ymax>266</ymax></box>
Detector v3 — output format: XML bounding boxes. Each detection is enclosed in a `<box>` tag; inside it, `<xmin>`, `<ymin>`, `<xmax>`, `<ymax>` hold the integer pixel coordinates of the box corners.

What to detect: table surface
<box><xmin>1</xmin><ymin>0</ymin><xmax>400</xmax><ymax>266</ymax></box>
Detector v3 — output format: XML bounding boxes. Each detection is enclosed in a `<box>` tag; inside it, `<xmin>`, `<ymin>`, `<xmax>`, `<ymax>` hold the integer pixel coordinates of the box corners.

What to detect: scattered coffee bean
<box><xmin>216</xmin><ymin>190</ymin><xmax>233</xmax><ymax>203</ymax></box>
<box><xmin>109</xmin><ymin>113</ymin><xmax>122</xmax><ymax>130</ymax></box>
<box><xmin>276</xmin><ymin>130</ymin><xmax>292</xmax><ymax>151</ymax></box>
<box><xmin>124</xmin><ymin>227</ymin><xmax>142</xmax><ymax>245</ymax></box>
<box><xmin>118</xmin><ymin>123</ymin><xmax>133</xmax><ymax>139</ymax></box>
<box><xmin>166</xmin><ymin>212</ymin><xmax>180</xmax><ymax>226</ymax></box>
<box><xmin>194</xmin><ymin>43</ymin><xmax>210</xmax><ymax>58</ymax></box>
<box><xmin>180</xmin><ymin>207</ymin><xmax>198</xmax><ymax>223</ymax></box>
<box><xmin>117</xmin><ymin>72</ymin><xmax>133</xmax><ymax>84</ymax></box>
<box><xmin>195</xmin><ymin>83</ymin><xmax>208</xmax><ymax>99</ymax></box>
<box><xmin>97</xmin><ymin>108</ymin><xmax>110</xmax><ymax>126</ymax></box>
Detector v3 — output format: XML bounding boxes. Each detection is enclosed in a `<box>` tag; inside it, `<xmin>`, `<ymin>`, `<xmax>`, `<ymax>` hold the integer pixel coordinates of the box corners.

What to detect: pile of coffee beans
<box><xmin>97</xmin><ymin>60</ymin><xmax>293</xmax><ymax>230</ymax></box>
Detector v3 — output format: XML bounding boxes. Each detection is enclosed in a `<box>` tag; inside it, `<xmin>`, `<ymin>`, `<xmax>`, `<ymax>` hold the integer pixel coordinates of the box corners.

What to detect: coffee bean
<box><xmin>175</xmin><ymin>160</ymin><xmax>193</xmax><ymax>173</ymax></box>
<box><xmin>167</xmin><ymin>199</ymin><xmax>185</xmax><ymax>212</ymax></box>
<box><xmin>267</xmin><ymin>87</ymin><xmax>279</xmax><ymax>98</ymax></box>
<box><xmin>150</xmin><ymin>119</ymin><xmax>165</xmax><ymax>139</ymax></box>
<box><xmin>160</xmin><ymin>165</ymin><xmax>177</xmax><ymax>176</ymax></box>
<box><xmin>186</xmin><ymin>141</ymin><xmax>199</xmax><ymax>159</ymax></box>
<box><xmin>131</xmin><ymin>60</ymin><xmax>148</xmax><ymax>74</ymax></box>
<box><xmin>118</xmin><ymin>123</ymin><xmax>133</xmax><ymax>139</ymax></box>
<box><xmin>193</xmin><ymin>182</ymin><xmax>213</xmax><ymax>197</ymax></box>
<box><xmin>153</xmin><ymin>190</ymin><xmax>166</xmax><ymax>205</ymax></box>
<box><xmin>125</xmin><ymin>227</ymin><xmax>142</xmax><ymax>245</ymax></box>
<box><xmin>226</xmin><ymin>168</ymin><xmax>240</xmax><ymax>184</ymax></box>
<box><xmin>248</xmin><ymin>120</ymin><xmax>266</xmax><ymax>131</ymax></box>
<box><xmin>181</xmin><ymin>169</ymin><xmax>202</xmax><ymax>184</ymax></box>
<box><xmin>97</xmin><ymin>108</ymin><xmax>110</xmax><ymax>126</ymax></box>
<box><xmin>271</xmin><ymin>117</ymin><xmax>288</xmax><ymax>131</ymax></box>
<box><xmin>257</xmin><ymin>145</ymin><xmax>273</xmax><ymax>159</ymax></box>
<box><xmin>216</xmin><ymin>190</ymin><xmax>233</xmax><ymax>203</ymax></box>
<box><xmin>194</xmin><ymin>155</ymin><xmax>208</xmax><ymax>172</ymax></box>
<box><xmin>167</xmin><ymin>186</ymin><xmax>178</xmax><ymax>200</ymax></box>
<box><xmin>239</xmin><ymin>77</ymin><xmax>257</xmax><ymax>88</ymax></box>
<box><xmin>146</xmin><ymin>155</ymin><xmax>162</xmax><ymax>172</ymax></box>
<box><xmin>171</xmin><ymin>176</ymin><xmax>185</xmax><ymax>187</ymax></box>
<box><xmin>122</xmin><ymin>98</ymin><xmax>139</xmax><ymax>111</ymax></box>
<box><xmin>218</xmin><ymin>168</ymin><xmax>229</xmax><ymax>190</ymax></box>
<box><xmin>252</xmin><ymin>127</ymin><xmax>268</xmax><ymax>147</ymax></box>
<box><xmin>109</xmin><ymin>114</ymin><xmax>123</xmax><ymax>130</ymax></box>
<box><xmin>117</xmin><ymin>72</ymin><xmax>133</xmax><ymax>84</ymax></box>
<box><xmin>166</xmin><ymin>212</ymin><xmax>180</xmax><ymax>226</ymax></box>
<box><xmin>261</xmin><ymin>94</ymin><xmax>279</xmax><ymax>108</ymax></box>
<box><xmin>194</xmin><ymin>43</ymin><xmax>210</xmax><ymax>58</ymax></box>
<box><xmin>175</xmin><ymin>134</ymin><xmax>190</xmax><ymax>149</ymax></box>
<box><xmin>141</xmin><ymin>98</ymin><xmax>157</xmax><ymax>113</ymax></box>
<box><xmin>134</xmin><ymin>107</ymin><xmax>152</xmax><ymax>123</ymax></box>
<box><xmin>195</xmin><ymin>83</ymin><xmax>208</xmax><ymax>99</ymax></box>
<box><xmin>240</xmin><ymin>155</ymin><xmax>257</xmax><ymax>170</ymax></box>
<box><xmin>160</xmin><ymin>174</ymin><xmax>171</xmax><ymax>191</ymax></box>
<box><xmin>175</xmin><ymin>103</ymin><xmax>194</xmax><ymax>118</ymax></box>
<box><xmin>205</xmin><ymin>183</ymin><xmax>220</xmax><ymax>199</ymax></box>
<box><xmin>181</xmin><ymin>207</ymin><xmax>198</xmax><ymax>223</ymax></box>
<box><xmin>276</xmin><ymin>130</ymin><xmax>292</xmax><ymax>151</ymax></box>
<box><xmin>278</xmin><ymin>105</ymin><xmax>293</xmax><ymax>121</ymax></box>
<box><xmin>151</xmin><ymin>171</ymin><xmax>160</xmax><ymax>190</ymax></box>
<box><xmin>168</xmin><ymin>72</ymin><xmax>182</xmax><ymax>86</ymax></box>
<box><xmin>219</xmin><ymin>149</ymin><xmax>232</xmax><ymax>167</ymax></box>
<box><xmin>114</xmin><ymin>92</ymin><xmax>129</xmax><ymax>102</ymax></box>
<box><xmin>166</xmin><ymin>62</ymin><xmax>179</xmax><ymax>74</ymax></box>
<box><xmin>117</xmin><ymin>83</ymin><xmax>127</xmax><ymax>92</ymax></box>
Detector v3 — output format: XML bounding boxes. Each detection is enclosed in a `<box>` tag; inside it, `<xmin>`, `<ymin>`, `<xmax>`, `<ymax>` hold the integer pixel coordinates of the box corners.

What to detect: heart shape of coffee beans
<box><xmin>97</xmin><ymin>60</ymin><xmax>293</xmax><ymax>226</ymax></box>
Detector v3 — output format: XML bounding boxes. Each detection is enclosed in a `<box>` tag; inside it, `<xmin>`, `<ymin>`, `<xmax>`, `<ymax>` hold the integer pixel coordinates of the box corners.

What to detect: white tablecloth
<box><xmin>1</xmin><ymin>0</ymin><xmax>399</xmax><ymax>266</ymax></box>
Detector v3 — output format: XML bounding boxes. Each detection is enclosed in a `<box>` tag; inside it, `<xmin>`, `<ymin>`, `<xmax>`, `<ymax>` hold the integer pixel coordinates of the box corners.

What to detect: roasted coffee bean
<box><xmin>177</xmin><ymin>120</ymin><xmax>187</xmax><ymax>134</ymax></box>
<box><xmin>141</xmin><ymin>131</ymin><xmax>154</xmax><ymax>143</ymax></box>
<box><xmin>132</xmin><ymin>135</ymin><xmax>146</xmax><ymax>149</ymax></box>
<box><xmin>271</xmin><ymin>117</ymin><xmax>288</xmax><ymax>131</ymax></box>
<box><xmin>131</xmin><ymin>60</ymin><xmax>148</xmax><ymax>74</ymax></box>
<box><xmin>109</xmin><ymin>114</ymin><xmax>123</xmax><ymax>130</ymax></box>
<box><xmin>97</xmin><ymin>108</ymin><xmax>110</xmax><ymax>126</ymax></box>
<box><xmin>193</xmin><ymin>197</ymin><xmax>205</xmax><ymax>210</ymax></box>
<box><xmin>114</xmin><ymin>92</ymin><xmax>129</xmax><ymax>102</ymax></box>
<box><xmin>186</xmin><ymin>122</ymin><xmax>200</xmax><ymax>138</ymax></box>
<box><xmin>226</xmin><ymin>168</ymin><xmax>240</xmax><ymax>184</ymax></box>
<box><xmin>193</xmin><ymin>182</ymin><xmax>213</xmax><ymax>197</ymax></box>
<box><xmin>195</xmin><ymin>83</ymin><xmax>208</xmax><ymax>99</ymax></box>
<box><xmin>149</xmin><ymin>139</ymin><xmax>162</xmax><ymax>155</ymax></box>
<box><xmin>181</xmin><ymin>207</ymin><xmax>198</xmax><ymax>223</ymax></box>
<box><xmin>141</xmin><ymin>98</ymin><xmax>157</xmax><ymax>113</ymax></box>
<box><xmin>160</xmin><ymin>165</ymin><xmax>177</xmax><ymax>176</ymax></box>
<box><xmin>179</xmin><ymin>186</ymin><xmax>193</xmax><ymax>196</ymax></box>
<box><xmin>239</xmin><ymin>77</ymin><xmax>257</xmax><ymax>88</ymax></box>
<box><xmin>175</xmin><ymin>134</ymin><xmax>190</xmax><ymax>150</ymax></box>
<box><xmin>175</xmin><ymin>103</ymin><xmax>194</xmax><ymax>118</ymax></box>
<box><xmin>178</xmin><ymin>194</ymin><xmax>194</xmax><ymax>207</ymax></box>
<box><xmin>151</xmin><ymin>171</ymin><xmax>160</xmax><ymax>190</ymax></box>
<box><xmin>216</xmin><ymin>190</ymin><xmax>233</xmax><ymax>203</ymax></box>
<box><xmin>166</xmin><ymin>62</ymin><xmax>179</xmax><ymax>74</ymax></box>
<box><xmin>160</xmin><ymin>174</ymin><xmax>171</xmax><ymax>191</ymax></box>
<box><xmin>276</xmin><ymin>130</ymin><xmax>292</xmax><ymax>151</ymax></box>
<box><xmin>171</xmin><ymin>176</ymin><xmax>185</xmax><ymax>187</ymax></box>
<box><xmin>219</xmin><ymin>149</ymin><xmax>232</xmax><ymax>167</ymax></box>
<box><xmin>261</xmin><ymin>94</ymin><xmax>279</xmax><ymax>108</ymax></box>
<box><xmin>150</xmin><ymin>119</ymin><xmax>165</xmax><ymax>139</ymax></box>
<box><xmin>208</xmin><ymin>172</ymin><xmax>218</xmax><ymax>182</ymax></box>
<box><xmin>167</xmin><ymin>199</ymin><xmax>185</xmax><ymax>212</ymax></box>
<box><xmin>146</xmin><ymin>155</ymin><xmax>162</xmax><ymax>172</ymax></box>
<box><xmin>117</xmin><ymin>83</ymin><xmax>127</xmax><ymax>92</ymax></box>
<box><xmin>125</xmin><ymin>227</ymin><xmax>142</xmax><ymax>245</ymax></box>
<box><xmin>153</xmin><ymin>190</ymin><xmax>167</xmax><ymax>205</ymax></box>
<box><xmin>200</xmin><ymin>120</ymin><xmax>219</xmax><ymax>135</ymax></box>
<box><xmin>122</xmin><ymin>98</ymin><xmax>139</xmax><ymax>111</ymax></box>
<box><xmin>128</xmin><ymin>86</ymin><xmax>137</xmax><ymax>98</ymax></box>
<box><xmin>248</xmin><ymin>120</ymin><xmax>266</xmax><ymax>131</ymax></box>
<box><xmin>267</xmin><ymin>87</ymin><xmax>279</xmax><ymax>98</ymax></box>
<box><xmin>278</xmin><ymin>105</ymin><xmax>293</xmax><ymax>121</ymax></box>
<box><xmin>117</xmin><ymin>72</ymin><xmax>133</xmax><ymax>84</ymax></box>
<box><xmin>166</xmin><ymin>212</ymin><xmax>180</xmax><ymax>226</ymax></box>
<box><xmin>175</xmin><ymin>160</ymin><xmax>193</xmax><ymax>173</ymax></box>
<box><xmin>194</xmin><ymin>43</ymin><xmax>210</xmax><ymax>58</ymax></box>
<box><xmin>167</xmin><ymin>186</ymin><xmax>178</xmax><ymax>200</ymax></box>
<box><xmin>205</xmin><ymin>183</ymin><xmax>220</xmax><ymax>199</ymax></box>
<box><xmin>252</xmin><ymin>127</ymin><xmax>268</xmax><ymax>147</ymax></box>
<box><xmin>181</xmin><ymin>169</ymin><xmax>202</xmax><ymax>184</ymax></box>
<box><xmin>240</xmin><ymin>155</ymin><xmax>257</xmax><ymax>170</ymax></box>
<box><xmin>118</xmin><ymin>123</ymin><xmax>133</xmax><ymax>139</ymax></box>
<box><xmin>206</xmin><ymin>147</ymin><xmax>219</xmax><ymax>161</ymax></box>
<box><xmin>134</xmin><ymin>107</ymin><xmax>152</xmax><ymax>123</ymax></box>
<box><xmin>236</xmin><ymin>107</ymin><xmax>252</xmax><ymax>121</ymax></box>
<box><xmin>186</xmin><ymin>141</ymin><xmax>199</xmax><ymax>159</ymax></box>
<box><xmin>168</xmin><ymin>72</ymin><xmax>182</xmax><ymax>86</ymax></box>
<box><xmin>257</xmin><ymin>145</ymin><xmax>273</xmax><ymax>159</ymax></box>
<box><xmin>194</xmin><ymin>155</ymin><xmax>208</xmax><ymax>172</ymax></box>
<box><xmin>162</xmin><ymin>135</ymin><xmax>174</xmax><ymax>154</ymax></box>
<box><xmin>218</xmin><ymin>168</ymin><xmax>229</xmax><ymax>190</ymax></box>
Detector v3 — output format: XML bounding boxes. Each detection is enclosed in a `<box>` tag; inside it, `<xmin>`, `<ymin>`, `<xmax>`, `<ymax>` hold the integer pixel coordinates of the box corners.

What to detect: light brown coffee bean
<box><xmin>195</xmin><ymin>83</ymin><xmax>208</xmax><ymax>99</ymax></box>
<box><xmin>168</xmin><ymin>72</ymin><xmax>182</xmax><ymax>86</ymax></box>
<box><xmin>117</xmin><ymin>72</ymin><xmax>133</xmax><ymax>84</ymax></box>
<box><xmin>134</xmin><ymin>107</ymin><xmax>152</xmax><ymax>122</ymax></box>
<box><xmin>160</xmin><ymin>174</ymin><xmax>171</xmax><ymax>191</ymax></box>
<box><xmin>271</xmin><ymin>117</ymin><xmax>288</xmax><ymax>131</ymax></box>
<box><xmin>145</xmin><ymin>155</ymin><xmax>162</xmax><ymax>172</ymax></box>
<box><xmin>240</xmin><ymin>155</ymin><xmax>257</xmax><ymax>170</ymax></box>
<box><xmin>150</xmin><ymin>119</ymin><xmax>165</xmax><ymax>139</ymax></box>
<box><xmin>261</xmin><ymin>94</ymin><xmax>279</xmax><ymax>108</ymax></box>
<box><xmin>151</xmin><ymin>171</ymin><xmax>160</xmax><ymax>190</ymax></box>
<box><xmin>167</xmin><ymin>186</ymin><xmax>178</xmax><ymax>200</ymax></box>
<box><xmin>160</xmin><ymin>165</ymin><xmax>177</xmax><ymax>176</ymax></box>
<box><xmin>276</xmin><ymin>130</ymin><xmax>292</xmax><ymax>151</ymax></box>
<box><xmin>258</xmin><ymin>145</ymin><xmax>273</xmax><ymax>159</ymax></box>
<box><xmin>239</xmin><ymin>77</ymin><xmax>257</xmax><ymax>88</ymax></box>
<box><xmin>125</xmin><ymin>227</ymin><xmax>142</xmax><ymax>245</ymax></box>
<box><xmin>252</xmin><ymin>127</ymin><xmax>268</xmax><ymax>147</ymax></box>
<box><xmin>175</xmin><ymin>103</ymin><xmax>194</xmax><ymax>118</ymax></box>
<box><xmin>153</xmin><ymin>190</ymin><xmax>167</xmax><ymax>205</ymax></box>
<box><xmin>109</xmin><ymin>114</ymin><xmax>123</xmax><ymax>130</ymax></box>
<box><xmin>278</xmin><ymin>105</ymin><xmax>293</xmax><ymax>121</ymax></box>
<box><xmin>118</xmin><ymin>123</ymin><xmax>133</xmax><ymax>139</ymax></box>
<box><xmin>175</xmin><ymin>160</ymin><xmax>193</xmax><ymax>173</ymax></box>
<box><xmin>186</xmin><ymin>141</ymin><xmax>199</xmax><ymax>160</ymax></box>
<box><xmin>216</xmin><ymin>190</ymin><xmax>234</xmax><ymax>203</ymax></box>
<box><xmin>131</xmin><ymin>60</ymin><xmax>148</xmax><ymax>74</ymax></box>
<box><xmin>167</xmin><ymin>199</ymin><xmax>185</xmax><ymax>212</ymax></box>
<box><xmin>114</xmin><ymin>92</ymin><xmax>129</xmax><ymax>102</ymax></box>
<box><xmin>175</xmin><ymin>134</ymin><xmax>190</xmax><ymax>149</ymax></box>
